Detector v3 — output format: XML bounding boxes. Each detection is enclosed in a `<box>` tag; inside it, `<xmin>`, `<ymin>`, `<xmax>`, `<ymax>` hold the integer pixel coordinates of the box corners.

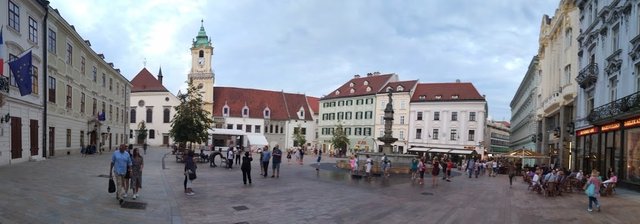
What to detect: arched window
<box><xmin>199</xmin><ymin>50</ymin><xmax>204</xmax><ymax>58</ymax></box>
<box><xmin>242</xmin><ymin>106</ymin><xmax>249</xmax><ymax>117</ymax></box>
<box><xmin>149</xmin><ymin>129</ymin><xmax>155</xmax><ymax>139</ymax></box>
<box><xmin>130</xmin><ymin>108</ymin><xmax>136</xmax><ymax>123</ymax></box>
<box><xmin>146</xmin><ymin>108</ymin><xmax>153</xmax><ymax>123</ymax></box>
<box><xmin>264</xmin><ymin>108</ymin><xmax>270</xmax><ymax>118</ymax></box>
<box><xmin>223</xmin><ymin>106</ymin><xmax>229</xmax><ymax>117</ymax></box>
<box><xmin>163</xmin><ymin>108</ymin><xmax>170</xmax><ymax>123</ymax></box>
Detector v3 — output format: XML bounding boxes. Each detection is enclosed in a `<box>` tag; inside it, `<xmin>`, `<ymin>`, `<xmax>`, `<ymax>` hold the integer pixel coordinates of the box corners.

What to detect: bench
<box><xmin>601</xmin><ymin>183</ymin><xmax>616</xmax><ymax>196</ymax></box>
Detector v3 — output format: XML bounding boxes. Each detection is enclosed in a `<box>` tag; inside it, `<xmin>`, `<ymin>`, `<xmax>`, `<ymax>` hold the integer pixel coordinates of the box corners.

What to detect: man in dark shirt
<box><xmin>272</xmin><ymin>145</ymin><xmax>283</xmax><ymax>178</ymax></box>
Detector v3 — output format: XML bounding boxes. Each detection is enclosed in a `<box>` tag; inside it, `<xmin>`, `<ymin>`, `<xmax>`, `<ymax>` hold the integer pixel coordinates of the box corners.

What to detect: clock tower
<box><xmin>188</xmin><ymin>20</ymin><xmax>215</xmax><ymax>115</ymax></box>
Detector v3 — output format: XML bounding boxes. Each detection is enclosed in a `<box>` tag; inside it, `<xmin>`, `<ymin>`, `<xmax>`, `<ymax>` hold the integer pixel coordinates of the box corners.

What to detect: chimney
<box><xmin>354</xmin><ymin>74</ymin><xmax>360</xmax><ymax>78</ymax></box>
<box><xmin>373</xmin><ymin>71</ymin><xmax>381</xmax><ymax>75</ymax></box>
<box><xmin>455</xmin><ymin>79</ymin><xmax>460</xmax><ymax>83</ymax></box>
<box><xmin>366</xmin><ymin>72</ymin><xmax>373</xmax><ymax>77</ymax></box>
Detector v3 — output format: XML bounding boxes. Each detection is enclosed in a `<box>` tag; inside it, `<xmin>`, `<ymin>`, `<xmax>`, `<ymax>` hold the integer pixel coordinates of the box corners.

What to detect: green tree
<box><xmin>331</xmin><ymin>122</ymin><xmax>349</xmax><ymax>153</ymax></box>
<box><xmin>293</xmin><ymin>124</ymin><xmax>306</xmax><ymax>147</ymax></box>
<box><xmin>136</xmin><ymin>121</ymin><xmax>148</xmax><ymax>143</ymax></box>
<box><xmin>170</xmin><ymin>79</ymin><xmax>214</xmax><ymax>149</ymax></box>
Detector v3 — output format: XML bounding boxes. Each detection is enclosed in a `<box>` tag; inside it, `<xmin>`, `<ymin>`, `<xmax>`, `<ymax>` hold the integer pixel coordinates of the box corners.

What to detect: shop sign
<box><xmin>576</xmin><ymin>127</ymin><xmax>598</xmax><ymax>136</ymax></box>
<box><xmin>601</xmin><ymin>123</ymin><xmax>621</xmax><ymax>132</ymax></box>
<box><xmin>623</xmin><ymin>117</ymin><xmax>640</xmax><ymax>128</ymax></box>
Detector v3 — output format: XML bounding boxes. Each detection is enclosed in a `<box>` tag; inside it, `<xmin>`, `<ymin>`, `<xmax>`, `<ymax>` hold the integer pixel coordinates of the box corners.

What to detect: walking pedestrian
<box><xmin>143</xmin><ymin>143</ymin><xmax>148</xmax><ymax>155</ymax></box>
<box><xmin>235</xmin><ymin>146</ymin><xmax>242</xmax><ymax>165</ymax></box>
<box><xmin>418</xmin><ymin>158</ymin><xmax>426</xmax><ymax>185</ymax></box>
<box><xmin>446</xmin><ymin>159</ymin><xmax>453</xmax><ymax>181</ymax></box>
<box><xmin>259</xmin><ymin>147</ymin><xmax>264</xmax><ymax>176</ymax></box>
<box><xmin>432</xmin><ymin>158</ymin><xmax>440</xmax><ymax>187</ymax></box>
<box><xmin>130</xmin><ymin>148</ymin><xmax>144</xmax><ymax>200</ymax></box>
<box><xmin>241</xmin><ymin>151</ymin><xmax>253</xmax><ymax>185</ymax></box>
<box><xmin>272</xmin><ymin>145</ymin><xmax>282</xmax><ymax>178</ymax></box>
<box><xmin>585</xmin><ymin>170</ymin><xmax>601</xmax><ymax>212</ymax></box>
<box><xmin>227</xmin><ymin>146</ymin><xmax>235</xmax><ymax>169</ymax></box>
<box><xmin>492</xmin><ymin>160</ymin><xmax>498</xmax><ymax>177</ymax></box>
<box><xmin>286</xmin><ymin>150</ymin><xmax>292</xmax><ymax>164</ymax></box>
<box><xmin>299</xmin><ymin>148</ymin><xmax>305</xmax><ymax>165</ymax></box>
<box><xmin>110</xmin><ymin>144</ymin><xmax>132</xmax><ymax>204</ymax></box>
<box><xmin>466</xmin><ymin>158</ymin><xmax>476</xmax><ymax>178</ymax></box>
<box><xmin>262</xmin><ymin>146</ymin><xmax>271</xmax><ymax>177</ymax></box>
<box><xmin>365</xmin><ymin>155</ymin><xmax>373</xmax><ymax>179</ymax></box>
<box><xmin>507</xmin><ymin>162</ymin><xmax>516</xmax><ymax>187</ymax></box>
<box><xmin>316</xmin><ymin>148</ymin><xmax>322</xmax><ymax>171</ymax></box>
<box><xmin>184</xmin><ymin>150</ymin><xmax>197</xmax><ymax>196</ymax></box>
<box><xmin>123</xmin><ymin>146</ymin><xmax>132</xmax><ymax>198</ymax></box>
<box><xmin>410</xmin><ymin>156</ymin><xmax>419</xmax><ymax>181</ymax></box>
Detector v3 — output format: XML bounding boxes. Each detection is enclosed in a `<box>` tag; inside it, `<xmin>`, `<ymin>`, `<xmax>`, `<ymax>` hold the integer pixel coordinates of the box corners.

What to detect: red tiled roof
<box><xmin>212</xmin><ymin>87</ymin><xmax>315</xmax><ymax>121</ymax></box>
<box><xmin>306</xmin><ymin>96</ymin><xmax>320</xmax><ymax>115</ymax></box>
<box><xmin>378</xmin><ymin>80</ymin><xmax>418</xmax><ymax>93</ymax></box>
<box><xmin>130</xmin><ymin>68</ymin><xmax>168</xmax><ymax>92</ymax></box>
<box><xmin>322</xmin><ymin>73</ymin><xmax>397</xmax><ymax>100</ymax></box>
<box><xmin>411</xmin><ymin>82</ymin><xmax>485</xmax><ymax>102</ymax></box>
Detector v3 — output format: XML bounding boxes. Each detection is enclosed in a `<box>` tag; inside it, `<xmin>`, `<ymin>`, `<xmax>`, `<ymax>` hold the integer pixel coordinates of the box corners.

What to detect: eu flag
<box><xmin>8</xmin><ymin>51</ymin><xmax>33</xmax><ymax>96</ymax></box>
<box><xmin>98</xmin><ymin>112</ymin><xmax>106</xmax><ymax>121</ymax></box>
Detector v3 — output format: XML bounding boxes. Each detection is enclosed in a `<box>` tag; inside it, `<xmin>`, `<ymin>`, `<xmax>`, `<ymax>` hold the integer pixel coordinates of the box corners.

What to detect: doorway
<box><xmin>49</xmin><ymin>127</ymin><xmax>55</xmax><ymax>157</ymax></box>
<box><xmin>30</xmin><ymin>120</ymin><xmax>38</xmax><ymax>156</ymax></box>
<box><xmin>10</xmin><ymin>117</ymin><xmax>22</xmax><ymax>159</ymax></box>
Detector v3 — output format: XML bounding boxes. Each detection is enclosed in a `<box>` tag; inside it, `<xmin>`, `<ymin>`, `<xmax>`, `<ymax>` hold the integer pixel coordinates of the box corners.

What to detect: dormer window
<box><xmin>242</xmin><ymin>106</ymin><xmax>249</xmax><ymax>117</ymax></box>
<box><xmin>452</xmin><ymin>95</ymin><xmax>459</xmax><ymax>99</ymax></box>
<box><xmin>386</xmin><ymin>87</ymin><xmax>393</xmax><ymax>92</ymax></box>
<box><xmin>350</xmin><ymin>88</ymin><xmax>355</xmax><ymax>94</ymax></box>
<box><xmin>349</xmin><ymin>82</ymin><xmax>355</xmax><ymax>87</ymax></box>
<box><xmin>435</xmin><ymin>95</ymin><xmax>442</xmax><ymax>99</ymax></box>
<box><xmin>298</xmin><ymin>107</ymin><xmax>305</xmax><ymax>119</ymax></box>
<box><xmin>397</xmin><ymin>86</ymin><xmax>404</xmax><ymax>91</ymax></box>
<box><xmin>366</xmin><ymin>86</ymin><xmax>372</xmax><ymax>92</ymax></box>
<box><xmin>264</xmin><ymin>108</ymin><xmax>271</xmax><ymax>119</ymax></box>
<box><xmin>364</xmin><ymin>80</ymin><xmax>369</xmax><ymax>85</ymax></box>
<box><xmin>222</xmin><ymin>105</ymin><xmax>230</xmax><ymax>117</ymax></box>
<box><xmin>335</xmin><ymin>90</ymin><xmax>340</xmax><ymax>95</ymax></box>
<box><xmin>419</xmin><ymin>95</ymin><xmax>426</xmax><ymax>100</ymax></box>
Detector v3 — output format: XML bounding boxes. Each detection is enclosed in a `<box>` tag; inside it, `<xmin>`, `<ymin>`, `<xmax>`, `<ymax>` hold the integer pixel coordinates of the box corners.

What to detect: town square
<box><xmin>2</xmin><ymin>0</ymin><xmax>640</xmax><ymax>223</ymax></box>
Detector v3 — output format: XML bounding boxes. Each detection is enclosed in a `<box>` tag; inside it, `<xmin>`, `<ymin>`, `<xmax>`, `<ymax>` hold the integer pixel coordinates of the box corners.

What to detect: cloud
<box><xmin>49</xmin><ymin>0</ymin><xmax>559</xmax><ymax>120</ymax></box>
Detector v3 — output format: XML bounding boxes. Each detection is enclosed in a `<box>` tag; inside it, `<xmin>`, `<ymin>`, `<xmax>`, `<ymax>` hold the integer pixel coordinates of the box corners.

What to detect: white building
<box><xmin>373</xmin><ymin>80</ymin><xmax>418</xmax><ymax>154</ymax></box>
<box><xmin>408</xmin><ymin>81</ymin><xmax>487</xmax><ymax>158</ymax></box>
<box><xmin>574</xmin><ymin>0</ymin><xmax>640</xmax><ymax>188</ymax></box>
<box><xmin>1</xmin><ymin>0</ymin><xmax>130</xmax><ymax>166</ymax></box>
<box><xmin>129</xmin><ymin>67</ymin><xmax>179</xmax><ymax>146</ymax></box>
<box><xmin>485</xmin><ymin>120</ymin><xmax>510</xmax><ymax>155</ymax></box>
<box><xmin>510</xmin><ymin>56</ymin><xmax>541</xmax><ymax>152</ymax></box>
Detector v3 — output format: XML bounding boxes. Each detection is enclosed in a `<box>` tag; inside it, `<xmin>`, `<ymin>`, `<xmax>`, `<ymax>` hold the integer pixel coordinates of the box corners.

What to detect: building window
<box><xmin>227</xmin><ymin>124</ymin><xmax>233</xmax><ymax>129</ymax></box>
<box><xmin>636</xmin><ymin>64</ymin><xmax>640</xmax><ymax>92</ymax></box>
<box><xmin>264</xmin><ymin>109</ymin><xmax>270</xmax><ymax>118</ymax></box>
<box><xmin>80</xmin><ymin>93</ymin><xmax>85</xmax><ymax>113</ymax></box>
<box><xmin>81</xmin><ymin>57</ymin><xmax>85</xmax><ymax>75</ymax></box>
<box><xmin>8</xmin><ymin>0</ymin><xmax>19</xmax><ymax>31</ymax></box>
<box><xmin>66</xmin><ymin>129</ymin><xmax>71</xmax><ymax>147</ymax></box>
<box><xmin>223</xmin><ymin>106</ymin><xmax>229</xmax><ymax>116</ymax></box>
<box><xmin>31</xmin><ymin>66</ymin><xmax>38</xmax><ymax>94</ymax></box>
<box><xmin>66</xmin><ymin>85</ymin><xmax>72</xmax><ymax>109</ymax></box>
<box><xmin>355</xmin><ymin>128</ymin><xmax>362</xmax><ymax>136</ymax></box>
<box><xmin>102</xmin><ymin>73</ymin><xmax>106</xmax><ymax>87</ymax></box>
<box><xmin>28</xmin><ymin>17</ymin><xmax>37</xmax><ymax>43</ymax></box>
<box><xmin>80</xmin><ymin>131</ymin><xmax>84</xmax><ymax>147</ymax></box>
<box><xmin>609</xmin><ymin>76</ymin><xmax>618</xmax><ymax>102</ymax></box>
<box><xmin>149</xmin><ymin>130</ymin><xmax>155</xmax><ymax>139</ymax></box>
<box><xmin>563</xmin><ymin>65</ymin><xmax>571</xmax><ymax>86</ymax></box>
<box><xmin>109</xmin><ymin>105</ymin><xmax>112</xmax><ymax>121</ymax></box>
<box><xmin>450</xmin><ymin>129</ymin><xmax>457</xmax><ymax>141</ymax></box>
<box><xmin>565</xmin><ymin>28</ymin><xmax>572</xmax><ymax>47</ymax></box>
<box><xmin>246</xmin><ymin>125</ymin><xmax>251</xmax><ymax>133</ymax></box>
<box><xmin>66</xmin><ymin>43</ymin><xmax>73</xmax><ymax>65</ymax></box>
<box><xmin>399</xmin><ymin>130</ymin><xmax>404</xmax><ymax>139</ymax></box>
<box><xmin>255</xmin><ymin>125</ymin><xmax>261</xmax><ymax>133</ymax></box>
<box><xmin>236</xmin><ymin>124</ymin><xmax>242</xmax><ymax>130</ymax></box>
<box><xmin>345</xmin><ymin>112</ymin><xmax>352</xmax><ymax>120</ymax></box>
<box><xmin>8</xmin><ymin>54</ymin><xmax>17</xmax><ymax>86</ymax></box>
<box><xmin>109</xmin><ymin>78</ymin><xmax>113</xmax><ymax>91</ymax></box>
<box><xmin>48</xmin><ymin>77</ymin><xmax>56</xmax><ymax>103</ymax></box>
<box><xmin>451</xmin><ymin>112</ymin><xmax>458</xmax><ymax>121</ymax></box>
<box><xmin>92</xmin><ymin>98</ymin><xmax>97</xmax><ymax>115</ymax></box>
<box><xmin>356</xmin><ymin>112</ymin><xmax>363</xmax><ymax>119</ymax></box>
<box><xmin>146</xmin><ymin>108</ymin><xmax>153</xmax><ymax>123</ymax></box>
<box><xmin>129</xmin><ymin>130</ymin><xmax>133</xmax><ymax>139</ymax></box>
<box><xmin>468</xmin><ymin>130</ymin><xmax>475</xmax><ymax>141</ymax></box>
<box><xmin>101</xmin><ymin>102</ymin><xmax>105</xmax><ymax>114</ymax></box>
<box><xmin>400</xmin><ymin>115</ymin><xmax>405</xmax><ymax>124</ymax></box>
<box><xmin>242</xmin><ymin>107</ymin><xmax>249</xmax><ymax>117</ymax></box>
<box><xmin>163</xmin><ymin>108</ymin><xmax>170</xmax><ymax>123</ymax></box>
<box><xmin>433</xmin><ymin>129</ymin><xmax>439</xmax><ymax>140</ymax></box>
<box><xmin>92</xmin><ymin>66</ymin><xmax>97</xmax><ymax>82</ymax></box>
<box><xmin>469</xmin><ymin>112</ymin><xmax>476</xmax><ymax>121</ymax></box>
<box><xmin>417</xmin><ymin>112</ymin><xmax>423</xmax><ymax>121</ymax></box>
<box><xmin>434</xmin><ymin>112</ymin><xmax>440</xmax><ymax>121</ymax></box>
<box><xmin>48</xmin><ymin>29</ymin><xmax>56</xmax><ymax>53</ymax></box>
<box><xmin>365</xmin><ymin>111</ymin><xmax>372</xmax><ymax>119</ymax></box>
<box><xmin>416</xmin><ymin>128</ymin><xmax>422</xmax><ymax>139</ymax></box>
<box><xmin>612</xmin><ymin>25</ymin><xmax>619</xmax><ymax>51</ymax></box>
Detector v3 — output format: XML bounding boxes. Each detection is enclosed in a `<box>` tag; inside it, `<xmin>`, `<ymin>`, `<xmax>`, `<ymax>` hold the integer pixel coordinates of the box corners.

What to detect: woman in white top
<box><xmin>365</xmin><ymin>155</ymin><xmax>372</xmax><ymax>178</ymax></box>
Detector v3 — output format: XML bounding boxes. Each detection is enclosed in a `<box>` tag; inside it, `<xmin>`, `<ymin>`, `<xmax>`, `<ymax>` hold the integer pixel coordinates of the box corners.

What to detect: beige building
<box><xmin>535</xmin><ymin>0</ymin><xmax>579</xmax><ymax>169</ymax></box>
<box><xmin>187</xmin><ymin>21</ymin><xmax>214</xmax><ymax>116</ymax></box>
<box><xmin>373</xmin><ymin>80</ymin><xmax>418</xmax><ymax>153</ymax></box>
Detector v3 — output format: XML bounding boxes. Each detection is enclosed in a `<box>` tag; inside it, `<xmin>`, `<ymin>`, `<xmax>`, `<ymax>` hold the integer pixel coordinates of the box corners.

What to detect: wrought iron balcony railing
<box><xmin>587</xmin><ymin>91</ymin><xmax>640</xmax><ymax>123</ymax></box>
<box><xmin>576</xmin><ymin>63</ymin><xmax>598</xmax><ymax>89</ymax></box>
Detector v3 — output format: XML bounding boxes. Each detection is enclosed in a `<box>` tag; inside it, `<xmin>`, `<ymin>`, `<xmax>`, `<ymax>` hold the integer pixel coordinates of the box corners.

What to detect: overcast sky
<box><xmin>50</xmin><ymin>0</ymin><xmax>559</xmax><ymax>121</ymax></box>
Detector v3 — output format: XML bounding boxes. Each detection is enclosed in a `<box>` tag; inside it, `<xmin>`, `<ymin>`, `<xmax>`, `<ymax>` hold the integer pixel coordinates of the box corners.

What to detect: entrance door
<box><xmin>163</xmin><ymin>135</ymin><xmax>169</xmax><ymax>146</ymax></box>
<box><xmin>30</xmin><ymin>120</ymin><xmax>38</xmax><ymax>156</ymax></box>
<box><xmin>10</xmin><ymin>117</ymin><xmax>22</xmax><ymax>159</ymax></box>
<box><xmin>49</xmin><ymin>127</ymin><xmax>55</xmax><ymax>157</ymax></box>
<box><xmin>109</xmin><ymin>133</ymin><xmax>112</xmax><ymax>151</ymax></box>
<box><xmin>90</xmin><ymin>130</ymin><xmax>97</xmax><ymax>146</ymax></box>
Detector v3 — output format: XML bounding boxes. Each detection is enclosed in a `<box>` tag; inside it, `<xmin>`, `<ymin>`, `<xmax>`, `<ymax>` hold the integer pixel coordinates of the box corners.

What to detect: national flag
<box><xmin>0</xmin><ymin>26</ymin><xmax>4</xmax><ymax>76</ymax></box>
<box><xmin>8</xmin><ymin>50</ymin><xmax>32</xmax><ymax>96</ymax></box>
<box><xmin>98</xmin><ymin>112</ymin><xmax>106</xmax><ymax>121</ymax></box>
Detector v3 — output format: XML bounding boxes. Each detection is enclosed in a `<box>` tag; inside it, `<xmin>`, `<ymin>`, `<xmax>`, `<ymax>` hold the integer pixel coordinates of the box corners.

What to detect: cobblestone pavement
<box><xmin>1</xmin><ymin>147</ymin><xmax>639</xmax><ymax>224</ymax></box>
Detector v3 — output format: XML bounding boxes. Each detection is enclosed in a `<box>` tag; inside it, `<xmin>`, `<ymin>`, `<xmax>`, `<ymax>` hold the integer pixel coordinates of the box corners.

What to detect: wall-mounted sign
<box><xmin>601</xmin><ymin>122</ymin><xmax>621</xmax><ymax>132</ymax></box>
<box><xmin>624</xmin><ymin>117</ymin><xmax>640</xmax><ymax>128</ymax></box>
<box><xmin>576</xmin><ymin>127</ymin><xmax>598</xmax><ymax>136</ymax></box>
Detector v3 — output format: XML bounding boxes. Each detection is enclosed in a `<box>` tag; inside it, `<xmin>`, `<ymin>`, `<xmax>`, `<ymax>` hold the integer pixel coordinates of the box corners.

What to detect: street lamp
<box><xmin>107</xmin><ymin>126</ymin><xmax>111</xmax><ymax>133</ymax></box>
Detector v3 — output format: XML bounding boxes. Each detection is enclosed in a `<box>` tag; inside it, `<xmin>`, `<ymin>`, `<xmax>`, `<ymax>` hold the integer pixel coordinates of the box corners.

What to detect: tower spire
<box><xmin>158</xmin><ymin>66</ymin><xmax>163</xmax><ymax>84</ymax></box>
<box><xmin>193</xmin><ymin>19</ymin><xmax>211</xmax><ymax>48</ymax></box>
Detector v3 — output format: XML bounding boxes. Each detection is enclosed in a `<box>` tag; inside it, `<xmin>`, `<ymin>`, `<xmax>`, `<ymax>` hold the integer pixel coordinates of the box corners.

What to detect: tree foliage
<box><xmin>170</xmin><ymin>79</ymin><xmax>214</xmax><ymax>149</ymax></box>
<box><xmin>293</xmin><ymin>124</ymin><xmax>306</xmax><ymax>147</ymax></box>
<box><xmin>136</xmin><ymin>121</ymin><xmax>148</xmax><ymax>142</ymax></box>
<box><xmin>331</xmin><ymin>122</ymin><xmax>349</xmax><ymax>151</ymax></box>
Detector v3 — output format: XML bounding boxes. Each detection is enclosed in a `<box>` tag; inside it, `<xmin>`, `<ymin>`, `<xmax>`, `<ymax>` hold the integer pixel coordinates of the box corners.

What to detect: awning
<box><xmin>208</xmin><ymin>128</ymin><xmax>246</xmax><ymax>136</ymax></box>
<box><xmin>449</xmin><ymin>149</ymin><xmax>473</xmax><ymax>154</ymax></box>
<box><xmin>408</xmin><ymin>147</ymin><xmax>430</xmax><ymax>152</ymax></box>
<box><xmin>429</xmin><ymin>148</ymin><xmax>452</xmax><ymax>153</ymax></box>
<box><xmin>246</xmin><ymin>134</ymin><xmax>269</xmax><ymax>146</ymax></box>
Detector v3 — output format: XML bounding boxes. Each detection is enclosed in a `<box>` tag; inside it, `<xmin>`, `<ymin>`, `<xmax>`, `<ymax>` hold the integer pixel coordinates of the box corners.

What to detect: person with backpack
<box><xmin>184</xmin><ymin>150</ymin><xmax>197</xmax><ymax>196</ymax></box>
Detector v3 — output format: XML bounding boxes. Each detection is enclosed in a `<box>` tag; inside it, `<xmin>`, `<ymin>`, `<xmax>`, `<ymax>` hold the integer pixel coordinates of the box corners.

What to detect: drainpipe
<box><xmin>41</xmin><ymin>1</ymin><xmax>50</xmax><ymax>158</ymax></box>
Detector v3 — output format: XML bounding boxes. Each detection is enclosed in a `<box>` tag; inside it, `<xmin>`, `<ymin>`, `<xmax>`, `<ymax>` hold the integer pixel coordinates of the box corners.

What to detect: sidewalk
<box><xmin>1</xmin><ymin>149</ymin><xmax>639</xmax><ymax>223</ymax></box>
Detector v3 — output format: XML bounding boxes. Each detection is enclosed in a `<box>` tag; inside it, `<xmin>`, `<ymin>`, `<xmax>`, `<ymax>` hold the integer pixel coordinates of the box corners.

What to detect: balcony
<box><xmin>542</xmin><ymin>89</ymin><xmax>561</xmax><ymax>114</ymax></box>
<box><xmin>587</xmin><ymin>91</ymin><xmax>640</xmax><ymax>124</ymax></box>
<box><xmin>576</xmin><ymin>63</ymin><xmax>598</xmax><ymax>89</ymax></box>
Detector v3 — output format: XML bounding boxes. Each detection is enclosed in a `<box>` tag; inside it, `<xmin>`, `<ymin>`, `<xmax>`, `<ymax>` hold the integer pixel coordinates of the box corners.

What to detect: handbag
<box><xmin>188</xmin><ymin>169</ymin><xmax>197</xmax><ymax>180</ymax></box>
<box><xmin>108</xmin><ymin>178</ymin><xmax>116</xmax><ymax>193</ymax></box>
<box><xmin>584</xmin><ymin>183</ymin><xmax>595</xmax><ymax>197</ymax></box>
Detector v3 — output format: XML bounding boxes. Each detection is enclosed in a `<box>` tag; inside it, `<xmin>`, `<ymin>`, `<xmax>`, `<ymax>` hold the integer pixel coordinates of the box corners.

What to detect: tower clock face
<box><xmin>198</xmin><ymin>57</ymin><xmax>204</xmax><ymax>67</ymax></box>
